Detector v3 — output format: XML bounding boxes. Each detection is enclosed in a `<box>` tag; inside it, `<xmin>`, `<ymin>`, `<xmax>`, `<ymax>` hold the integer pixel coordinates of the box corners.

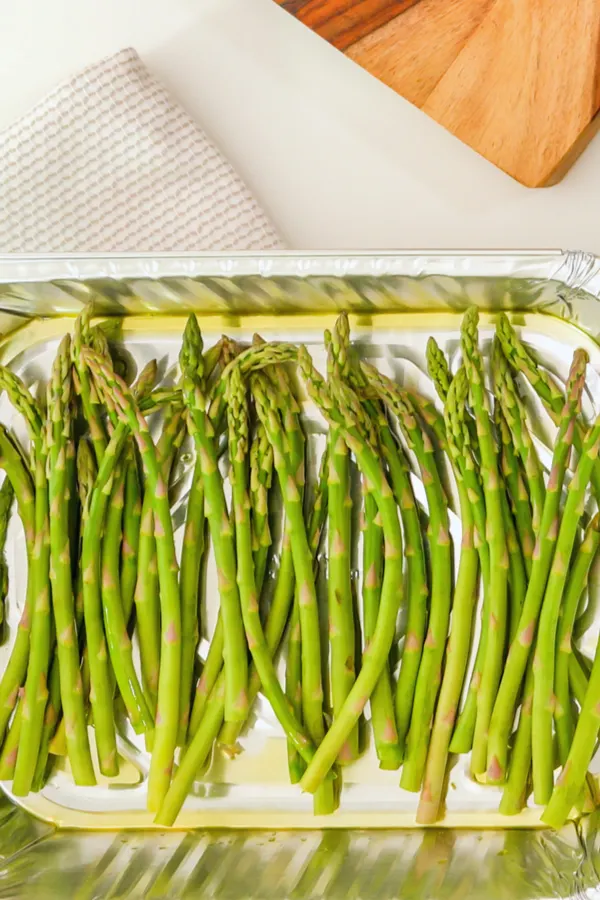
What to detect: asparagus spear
<box><xmin>47</xmin><ymin>438</ymin><xmax>98</xmax><ymax>761</ymax></box>
<box><xmin>156</xmin><ymin>440</ymin><xmax>329</xmax><ymax>827</ymax></box>
<box><xmin>250</xmin><ymin>422</ymin><xmax>274</xmax><ymax>597</ymax></box>
<box><xmin>331</xmin><ymin>318</ymin><xmax>410</xmax><ymax>764</ymax></box>
<box><xmin>569</xmin><ymin>654</ymin><xmax>590</xmax><ymax>707</ymax></box>
<box><xmin>497</xmin><ymin>425</ymin><xmax>528</xmax><ymax>639</ymax></box>
<box><xmin>185</xmin><ymin>341</ymin><xmax>244</xmax><ymax>741</ymax></box>
<box><xmin>134</xmin><ymin>405</ymin><xmax>186</xmax><ymax>719</ymax></box>
<box><xmin>82</xmin><ymin>348</ymin><xmax>182</xmax><ymax>811</ymax></box>
<box><xmin>325</xmin><ymin>324</ymin><xmax>357</xmax><ymax>764</ymax></box>
<box><xmin>251</xmin><ymin>370</ymin><xmax>336</xmax><ymax>813</ymax></box>
<box><xmin>80</xmin><ymin>443</ymin><xmax>122</xmax><ymax>776</ymax></box>
<box><xmin>492</xmin><ymin>336</ymin><xmax>545</xmax><ymax>534</ymax></box>
<box><xmin>542</xmin><ymin>628</ymin><xmax>600</xmax><ymax>829</ymax></box>
<box><xmin>486</xmin><ymin>347</ymin><xmax>587</xmax><ymax>784</ymax></box>
<box><xmin>285</xmin><ymin>569</ymin><xmax>304</xmax><ymax>783</ymax></box>
<box><xmin>416</xmin><ymin>388</ymin><xmax>480</xmax><ymax>823</ymax></box>
<box><xmin>0</xmin><ymin>370</ymin><xmax>45</xmax><ymax>748</ymax></box>
<box><xmin>179</xmin><ymin>316</ymin><xmax>248</xmax><ymax>725</ymax></box>
<box><xmin>0</xmin><ymin>478</ymin><xmax>13</xmax><ymax>629</ymax></box>
<box><xmin>362</xmin><ymin>482</ymin><xmax>402</xmax><ymax>769</ymax></box>
<box><xmin>72</xmin><ymin>307</ymin><xmax>109</xmax><ymax>465</ymax></box>
<box><xmin>461</xmin><ymin>307</ymin><xmax>508</xmax><ymax>777</ymax></box>
<box><xmin>427</xmin><ymin>345</ymin><xmax>493</xmax><ymax>756</ymax></box>
<box><xmin>12</xmin><ymin>427</ymin><xmax>51</xmax><ymax>796</ymax></box>
<box><xmin>0</xmin><ymin>691</ymin><xmax>23</xmax><ymax>779</ymax></box>
<box><xmin>177</xmin><ymin>449</ymin><xmax>205</xmax><ymax>746</ymax></box>
<box><xmin>497</xmin><ymin>313</ymin><xmax>600</xmax><ymax>501</ymax></box>
<box><xmin>227</xmin><ymin>364</ymin><xmax>317</xmax><ymax>764</ymax></box>
<box><xmin>47</xmin><ymin>336</ymin><xmax>95</xmax><ymax>785</ymax></box>
<box><xmin>359</xmin><ymin>365</ymin><xmax>451</xmax><ymax>792</ymax></box>
<box><xmin>366</xmin><ymin>401</ymin><xmax>427</xmax><ymax>761</ymax></box>
<box><xmin>532</xmin><ymin>393</ymin><xmax>600</xmax><ymax>804</ymax></box>
<box><xmin>554</xmin><ymin>513</ymin><xmax>600</xmax><ymax>764</ymax></box>
<box><xmin>426</xmin><ymin>338</ymin><xmax>452</xmax><ymax>403</ymax></box>
<box><xmin>102</xmin><ymin>462</ymin><xmax>153</xmax><ymax>733</ymax></box>
<box><xmin>495</xmin><ymin>402</ymin><xmax>534</xmax><ymax>575</ymax></box>
<box><xmin>117</xmin><ymin>359</ymin><xmax>158</xmax><ymax>617</ymax></box>
<box><xmin>445</xmin><ymin>370</ymin><xmax>492</xmax><ymax>755</ymax></box>
<box><xmin>218</xmin><ymin>386</ymin><xmax>329</xmax><ymax>758</ymax></box>
<box><xmin>120</xmin><ymin>446</ymin><xmax>141</xmax><ymax>624</ymax></box>
<box><xmin>498</xmin><ymin>661</ymin><xmax>534</xmax><ymax>815</ymax></box>
<box><xmin>292</xmin><ymin>349</ymin><xmax>403</xmax><ymax>793</ymax></box>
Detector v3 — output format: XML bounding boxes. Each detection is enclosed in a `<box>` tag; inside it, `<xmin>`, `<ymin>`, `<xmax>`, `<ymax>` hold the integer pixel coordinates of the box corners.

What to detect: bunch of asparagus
<box><xmin>0</xmin><ymin>303</ymin><xmax>598</xmax><ymax>830</ymax></box>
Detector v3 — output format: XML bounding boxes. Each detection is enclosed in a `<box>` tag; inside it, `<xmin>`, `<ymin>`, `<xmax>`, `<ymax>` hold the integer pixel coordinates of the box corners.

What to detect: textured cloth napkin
<box><xmin>0</xmin><ymin>48</ymin><xmax>284</xmax><ymax>253</ymax></box>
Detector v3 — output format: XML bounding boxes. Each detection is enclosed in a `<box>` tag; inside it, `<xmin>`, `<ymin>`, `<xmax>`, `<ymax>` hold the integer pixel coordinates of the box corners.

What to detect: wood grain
<box><xmin>275</xmin><ymin>0</ymin><xmax>600</xmax><ymax>185</ymax></box>
<box><xmin>347</xmin><ymin>0</ymin><xmax>494</xmax><ymax>107</ymax></box>
<box><xmin>275</xmin><ymin>0</ymin><xmax>422</xmax><ymax>50</ymax></box>
<box><xmin>422</xmin><ymin>0</ymin><xmax>600</xmax><ymax>185</ymax></box>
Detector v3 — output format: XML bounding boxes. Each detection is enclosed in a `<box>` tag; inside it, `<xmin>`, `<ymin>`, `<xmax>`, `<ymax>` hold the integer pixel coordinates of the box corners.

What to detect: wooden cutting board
<box><xmin>275</xmin><ymin>0</ymin><xmax>600</xmax><ymax>187</ymax></box>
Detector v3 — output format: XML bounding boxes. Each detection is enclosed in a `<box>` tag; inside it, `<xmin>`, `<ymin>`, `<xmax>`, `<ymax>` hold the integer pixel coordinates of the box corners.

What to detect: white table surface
<box><xmin>2</xmin><ymin>0</ymin><xmax>600</xmax><ymax>254</ymax></box>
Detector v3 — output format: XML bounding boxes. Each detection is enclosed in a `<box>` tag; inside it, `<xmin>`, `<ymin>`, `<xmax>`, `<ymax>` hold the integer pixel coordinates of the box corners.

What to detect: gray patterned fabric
<box><xmin>0</xmin><ymin>48</ymin><xmax>284</xmax><ymax>253</ymax></box>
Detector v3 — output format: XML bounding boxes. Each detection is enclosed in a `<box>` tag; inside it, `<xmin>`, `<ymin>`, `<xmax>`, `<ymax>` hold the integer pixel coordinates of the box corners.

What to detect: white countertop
<box><xmin>3</xmin><ymin>0</ymin><xmax>599</xmax><ymax>254</ymax></box>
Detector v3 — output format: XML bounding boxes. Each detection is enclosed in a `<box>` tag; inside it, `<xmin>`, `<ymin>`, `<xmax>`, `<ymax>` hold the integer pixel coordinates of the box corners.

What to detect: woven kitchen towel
<box><xmin>0</xmin><ymin>48</ymin><xmax>284</xmax><ymax>253</ymax></box>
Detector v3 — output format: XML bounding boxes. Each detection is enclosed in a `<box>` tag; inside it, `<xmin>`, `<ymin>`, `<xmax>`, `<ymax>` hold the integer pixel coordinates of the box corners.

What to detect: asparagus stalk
<box><xmin>120</xmin><ymin>452</ymin><xmax>142</xmax><ymax>625</ymax></box>
<box><xmin>227</xmin><ymin>365</ymin><xmax>317</xmax><ymax>764</ymax></box>
<box><xmin>177</xmin><ymin>450</ymin><xmax>205</xmax><ymax>746</ymax></box>
<box><xmin>325</xmin><ymin>324</ymin><xmax>357</xmax><ymax>764</ymax></box>
<box><xmin>498</xmin><ymin>661</ymin><xmax>534</xmax><ymax>815</ymax></box>
<box><xmin>118</xmin><ymin>359</ymin><xmax>157</xmax><ymax>619</ymax></box>
<box><xmin>48</xmin><ymin>336</ymin><xmax>95</xmax><ymax>785</ymax></box>
<box><xmin>532</xmin><ymin>394</ymin><xmax>600</xmax><ymax>804</ymax></box>
<box><xmin>416</xmin><ymin>388</ymin><xmax>480</xmax><ymax>823</ymax></box>
<box><xmin>0</xmin><ymin>478</ymin><xmax>13</xmax><ymax>629</ymax></box>
<box><xmin>179</xmin><ymin>316</ymin><xmax>248</xmax><ymax>725</ymax></box>
<box><xmin>156</xmin><ymin>444</ymin><xmax>329</xmax><ymax>827</ymax></box>
<box><xmin>292</xmin><ymin>349</ymin><xmax>404</xmax><ymax>793</ymax></box>
<box><xmin>72</xmin><ymin>307</ymin><xmax>109</xmax><ymax>465</ymax></box>
<box><xmin>31</xmin><ymin>658</ymin><xmax>61</xmax><ymax>791</ymax></box>
<box><xmin>362</xmin><ymin>482</ymin><xmax>402</xmax><ymax>769</ymax></box>
<box><xmin>282</xmin><ymin>448</ymin><xmax>329</xmax><ymax>782</ymax></box>
<box><xmin>250</xmin><ymin>422</ymin><xmax>274</xmax><ymax>597</ymax></box>
<box><xmin>359</xmin><ymin>367</ymin><xmax>451</xmax><ymax>793</ymax></box>
<box><xmin>385</xmin><ymin>433</ymin><xmax>428</xmax><ymax>761</ymax></box>
<box><xmin>427</xmin><ymin>345</ymin><xmax>492</xmax><ymax>756</ymax></box>
<box><xmin>82</xmin><ymin>348</ymin><xmax>182</xmax><ymax>811</ymax></box>
<box><xmin>461</xmin><ymin>307</ymin><xmax>508</xmax><ymax>777</ymax></box>
<box><xmin>492</xmin><ymin>337</ymin><xmax>545</xmax><ymax>533</ymax></box>
<box><xmin>0</xmin><ymin>692</ymin><xmax>23</xmax><ymax>779</ymax></box>
<box><xmin>251</xmin><ymin>370</ymin><xmax>336</xmax><ymax>812</ymax></box>
<box><xmin>554</xmin><ymin>514</ymin><xmax>600</xmax><ymax>764</ymax></box>
<box><xmin>569</xmin><ymin>654</ymin><xmax>590</xmax><ymax>707</ymax></box>
<box><xmin>0</xmin><ymin>366</ymin><xmax>50</xmax><ymax>795</ymax></box>
<box><xmin>332</xmin><ymin>317</ymin><xmax>412</xmax><ymax>762</ymax></box>
<box><xmin>218</xmin><ymin>389</ymin><xmax>329</xmax><ymax>758</ymax></box>
<box><xmin>102</xmin><ymin>463</ymin><xmax>153</xmax><ymax>733</ymax></box>
<box><xmin>0</xmin><ymin>373</ymin><xmax>44</xmax><ymax>748</ymax></box>
<box><xmin>542</xmin><ymin>628</ymin><xmax>600</xmax><ymax>829</ymax></box>
<box><xmin>486</xmin><ymin>347</ymin><xmax>587</xmax><ymax>784</ymax></box>
<box><xmin>285</xmin><ymin>569</ymin><xmax>304</xmax><ymax>783</ymax></box>
<box><xmin>445</xmin><ymin>369</ymin><xmax>492</xmax><ymax>755</ymax></box>
<box><xmin>12</xmin><ymin>427</ymin><xmax>51</xmax><ymax>795</ymax></box>
<box><xmin>495</xmin><ymin>402</ymin><xmax>534</xmax><ymax>575</ymax></box>
<box><xmin>48</xmin><ymin>438</ymin><xmax>97</xmax><ymax>761</ymax></box>
<box><xmin>497</xmin><ymin>435</ymin><xmax>528</xmax><ymax>640</ymax></box>
<box><xmin>134</xmin><ymin>405</ymin><xmax>186</xmax><ymax>716</ymax></box>
<box><xmin>497</xmin><ymin>313</ymin><xmax>600</xmax><ymax>501</ymax></box>
<box><xmin>81</xmin><ymin>424</ymin><xmax>132</xmax><ymax>774</ymax></box>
